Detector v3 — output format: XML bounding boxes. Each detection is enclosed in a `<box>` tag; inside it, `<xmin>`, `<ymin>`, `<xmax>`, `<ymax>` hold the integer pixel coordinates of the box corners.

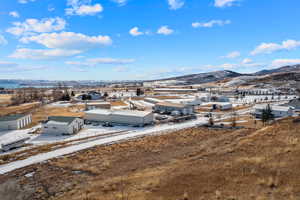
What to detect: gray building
<box><xmin>85</xmin><ymin>109</ymin><xmax>154</xmax><ymax>126</ymax></box>
<box><xmin>0</xmin><ymin>114</ymin><xmax>32</xmax><ymax>130</ymax></box>
<box><xmin>154</xmin><ymin>102</ymin><xmax>194</xmax><ymax>115</ymax></box>
<box><xmin>254</xmin><ymin>104</ymin><xmax>294</xmax><ymax>118</ymax></box>
<box><xmin>42</xmin><ymin>116</ymin><xmax>84</xmax><ymax>135</ymax></box>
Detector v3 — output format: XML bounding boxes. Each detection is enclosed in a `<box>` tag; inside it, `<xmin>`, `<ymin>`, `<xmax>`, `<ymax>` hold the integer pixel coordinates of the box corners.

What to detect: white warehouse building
<box><xmin>85</xmin><ymin>109</ymin><xmax>154</xmax><ymax>126</ymax></box>
<box><xmin>42</xmin><ymin>116</ymin><xmax>84</xmax><ymax>135</ymax></box>
<box><xmin>0</xmin><ymin>114</ymin><xmax>32</xmax><ymax>130</ymax></box>
<box><xmin>254</xmin><ymin>104</ymin><xmax>294</xmax><ymax>118</ymax></box>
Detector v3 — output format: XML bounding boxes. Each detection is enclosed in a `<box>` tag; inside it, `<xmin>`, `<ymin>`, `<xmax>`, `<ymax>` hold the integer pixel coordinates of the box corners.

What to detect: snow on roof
<box><xmin>0</xmin><ymin>135</ymin><xmax>30</xmax><ymax>146</ymax></box>
<box><xmin>155</xmin><ymin>102</ymin><xmax>188</xmax><ymax>108</ymax></box>
<box><xmin>0</xmin><ymin>114</ymin><xmax>29</xmax><ymax>122</ymax></box>
<box><xmin>254</xmin><ymin>104</ymin><xmax>292</xmax><ymax>112</ymax></box>
<box><xmin>45</xmin><ymin>116</ymin><xmax>81</xmax><ymax>125</ymax></box>
<box><xmin>85</xmin><ymin>109</ymin><xmax>153</xmax><ymax>117</ymax></box>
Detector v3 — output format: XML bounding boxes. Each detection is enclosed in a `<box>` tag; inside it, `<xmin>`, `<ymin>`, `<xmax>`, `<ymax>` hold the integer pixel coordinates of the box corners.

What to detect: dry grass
<box><xmin>1</xmin><ymin>118</ymin><xmax>300</xmax><ymax>200</ymax></box>
<box><xmin>0</xmin><ymin>102</ymin><xmax>41</xmax><ymax>116</ymax></box>
<box><xmin>29</xmin><ymin>105</ymin><xmax>84</xmax><ymax>127</ymax></box>
<box><xmin>0</xmin><ymin>94</ymin><xmax>12</xmax><ymax>106</ymax></box>
<box><xmin>110</xmin><ymin>101</ymin><xmax>127</xmax><ymax>106</ymax></box>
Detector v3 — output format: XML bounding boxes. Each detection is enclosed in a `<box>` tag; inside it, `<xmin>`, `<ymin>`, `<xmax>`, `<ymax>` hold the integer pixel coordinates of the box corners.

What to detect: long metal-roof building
<box><xmin>0</xmin><ymin>114</ymin><xmax>32</xmax><ymax>130</ymax></box>
<box><xmin>85</xmin><ymin>109</ymin><xmax>154</xmax><ymax>126</ymax></box>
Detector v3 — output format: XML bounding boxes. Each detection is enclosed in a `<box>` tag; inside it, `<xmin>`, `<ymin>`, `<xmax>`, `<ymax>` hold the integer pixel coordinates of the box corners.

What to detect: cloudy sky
<box><xmin>0</xmin><ymin>0</ymin><xmax>300</xmax><ymax>80</ymax></box>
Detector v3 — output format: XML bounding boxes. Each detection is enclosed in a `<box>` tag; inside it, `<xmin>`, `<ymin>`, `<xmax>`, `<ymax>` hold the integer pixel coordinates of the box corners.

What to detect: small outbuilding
<box><xmin>85</xmin><ymin>109</ymin><xmax>154</xmax><ymax>126</ymax></box>
<box><xmin>0</xmin><ymin>114</ymin><xmax>32</xmax><ymax>130</ymax></box>
<box><xmin>213</xmin><ymin>102</ymin><xmax>233</xmax><ymax>110</ymax></box>
<box><xmin>42</xmin><ymin>116</ymin><xmax>84</xmax><ymax>135</ymax></box>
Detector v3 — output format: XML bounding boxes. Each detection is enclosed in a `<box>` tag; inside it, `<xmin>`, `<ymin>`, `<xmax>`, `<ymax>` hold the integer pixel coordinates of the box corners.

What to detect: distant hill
<box><xmin>255</xmin><ymin>64</ymin><xmax>300</xmax><ymax>76</ymax></box>
<box><xmin>155</xmin><ymin>70</ymin><xmax>243</xmax><ymax>84</ymax></box>
<box><xmin>151</xmin><ymin>64</ymin><xmax>300</xmax><ymax>85</ymax></box>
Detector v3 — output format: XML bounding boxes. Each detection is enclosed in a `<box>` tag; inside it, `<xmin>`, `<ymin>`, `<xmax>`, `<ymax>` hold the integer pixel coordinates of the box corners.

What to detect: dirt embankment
<box><xmin>0</xmin><ymin>117</ymin><xmax>300</xmax><ymax>200</ymax></box>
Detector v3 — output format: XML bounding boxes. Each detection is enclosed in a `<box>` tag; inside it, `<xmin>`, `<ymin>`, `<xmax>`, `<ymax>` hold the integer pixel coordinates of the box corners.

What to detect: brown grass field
<box><xmin>0</xmin><ymin>117</ymin><xmax>300</xmax><ymax>200</ymax></box>
<box><xmin>0</xmin><ymin>94</ymin><xmax>12</xmax><ymax>106</ymax></box>
<box><xmin>110</xmin><ymin>101</ymin><xmax>128</xmax><ymax>106</ymax></box>
<box><xmin>0</xmin><ymin>102</ymin><xmax>41</xmax><ymax>116</ymax></box>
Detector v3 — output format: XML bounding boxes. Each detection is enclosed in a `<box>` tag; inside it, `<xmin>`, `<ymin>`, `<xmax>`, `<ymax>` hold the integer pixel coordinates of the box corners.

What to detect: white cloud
<box><xmin>242</xmin><ymin>58</ymin><xmax>252</xmax><ymax>64</ymax></box>
<box><xmin>9</xmin><ymin>11</ymin><xmax>20</xmax><ymax>18</ymax></box>
<box><xmin>48</xmin><ymin>5</ymin><xmax>55</xmax><ymax>12</ymax></box>
<box><xmin>20</xmin><ymin>32</ymin><xmax>112</xmax><ymax>50</ymax></box>
<box><xmin>192</xmin><ymin>20</ymin><xmax>231</xmax><ymax>28</ymax></box>
<box><xmin>66</xmin><ymin>0</ymin><xmax>103</xmax><ymax>16</ymax></box>
<box><xmin>168</xmin><ymin>0</ymin><xmax>184</xmax><ymax>10</ymax></box>
<box><xmin>111</xmin><ymin>0</ymin><xmax>127</xmax><ymax>6</ymax></box>
<box><xmin>222</xmin><ymin>51</ymin><xmax>240</xmax><ymax>58</ymax></box>
<box><xmin>66</xmin><ymin>57</ymin><xmax>135</xmax><ymax>66</ymax></box>
<box><xmin>113</xmin><ymin>66</ymin><xmax>128</xmax><ymax>72</ymax></box>
<box><xmin>10</xmin><ymin>48</ymin><xmax>82</xmax><ymax>60</ymax></box>
<box><xmin>214</xmin><ymin>0</ymin><xmax>239</xmax><ymax>8</ymax></box>
<box><xmin>157</xmin><ymin>26</ymin><xmax>174</xmax><ymax>35</ymax></box>
<box><xmin>129</xmin><ymin>27</ymin><xmax>144</xmax><ymax>36</ymax></box>
<box><xmin>271</xmin><ymin>59</ymin><xmax>300</xmax><ymax>68</ymax></box>
<box><xmin>0</xmin><ymin>35</ymin><xmax>8</xmax><ymax>46</ymax></box>
<box><xmin>18</xmin><ymin>0</ymin><xmax>36</xmax><ymax>4</ymax></box>
<box><xmin>0</xmin><ymin>61</ymin><xmax>18</xmax><ymax>68</ymax></box>
<box><xmin>0</xmin><ymin>61</ymin><xmax>48</xmax><ymax>74</ymax></box>
<box><xmin>88</xmin><ymin>58</ymin><xmax>135</xmax><ymax>64</ymax></box>
<box><xmin>251</xmin><ymin>39</ymin><xmax>300</xmax><ymax>55</ymax></box>
<box><xmin>6</xmin><ymin>17</ymin><xmax>66</xmax><ymax>36</ymax></box>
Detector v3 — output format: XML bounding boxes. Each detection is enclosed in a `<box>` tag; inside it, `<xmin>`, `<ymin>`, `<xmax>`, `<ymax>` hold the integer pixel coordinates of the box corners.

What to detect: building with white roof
<box><xmin>254</xmin><ymin>104</ymin><xmax>294</xmax><ymax>118</ymax></box>
<box><xmin>42</xmin><ymin>116</ymin><xmax>84</xmax><ymax>135</ymax></box>
<box><xmin>0</xmin><ymin>114</ymin><xmax>32</xmax><ymax>130</ymax></box>
<box><xmin>84</xmin><ymin>109</ymin><xmax>154</xmax><ymax>126</ymax></box>
<box><xmin>154</xmin><ymin>102</ymin><xmax>194</xmax><ymax>115</ymax></box>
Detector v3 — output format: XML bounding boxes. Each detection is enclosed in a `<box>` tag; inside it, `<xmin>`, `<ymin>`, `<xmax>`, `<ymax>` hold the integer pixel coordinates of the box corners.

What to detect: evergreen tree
<box><xmin>261</xmin><ymin>104</ymin><xmax>274</xmax><ymax>125</ymax></box>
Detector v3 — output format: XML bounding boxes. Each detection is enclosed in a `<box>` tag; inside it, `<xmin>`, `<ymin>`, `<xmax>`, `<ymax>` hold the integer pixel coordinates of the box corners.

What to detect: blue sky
<box><xmin>1</xmin><ymin>0</ymin><xmax>300</xmax><ymax>80</ymax></box>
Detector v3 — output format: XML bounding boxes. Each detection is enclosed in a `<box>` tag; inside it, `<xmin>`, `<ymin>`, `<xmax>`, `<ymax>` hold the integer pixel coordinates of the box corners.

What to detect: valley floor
<box><xmin>0</xmin><ymin>117</ymin><xmax>300</xmax><ymax>200</ymax></box>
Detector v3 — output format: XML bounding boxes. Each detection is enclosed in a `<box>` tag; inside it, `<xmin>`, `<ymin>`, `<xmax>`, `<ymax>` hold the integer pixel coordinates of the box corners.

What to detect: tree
<box><xmin>209</xmin><ymin>116</ymin><xmax>214</xmax><ymax>126</ymax></box>
<box><xmin>230</xmin><ymin>110</ymin><xmax>237</xmax><ymax>128</ymax></box>
<box><xmin>261</xmin><ymin>104</ymin><xmax>274</xmax><ymax>125</ymax></box>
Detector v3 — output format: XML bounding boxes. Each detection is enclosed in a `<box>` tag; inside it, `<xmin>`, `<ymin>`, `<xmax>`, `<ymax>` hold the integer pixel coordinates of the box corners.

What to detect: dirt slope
<box><xmin>0</xmin><ymin>117</ymin><xmax>300</xmax><ymax>200</ymax></box>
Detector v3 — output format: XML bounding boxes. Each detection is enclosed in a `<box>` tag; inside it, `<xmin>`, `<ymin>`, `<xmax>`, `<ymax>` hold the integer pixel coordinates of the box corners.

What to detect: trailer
<box><xmin>0</xmin><ymin>136</ymin><xmax>30</xmax><ymax>152</ymax></box>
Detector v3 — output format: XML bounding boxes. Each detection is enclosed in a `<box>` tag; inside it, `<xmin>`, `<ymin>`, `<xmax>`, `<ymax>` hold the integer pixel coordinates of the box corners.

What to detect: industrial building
<box><xmin>254</xmin><ymin>104</ymin><xmax>294</xmax><ymax>118</ymax></box>
<box><xmin>42</xmin><ymin>116</ymin><xmax>84</xmax><ymax>135</ymax></box>
<box><xmin>154</xmin><ymin>102</ymin><xmax>194</xmax><ymax>115</ymax></box>
<box><xmin>0</xmin><ymin>114</ymin><xmax>32</xmax><ymax>130</ymax></box>
<box><xmin>85</xmin><ymin>109</ymin><xmax>154</xmax><ymax>126</ymax></box>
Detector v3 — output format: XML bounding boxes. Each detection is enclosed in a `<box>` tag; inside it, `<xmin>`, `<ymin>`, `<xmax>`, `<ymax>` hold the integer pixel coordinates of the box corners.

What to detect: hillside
<box><xmin>255</xmin><ymin>64</ymin><xmax>300</xmax><ymax>76</ymax></box>
<box><xmin>1</xmin><ymin>117</ymin><xmax>300</xmax><ymax>200</ymax></box>
<box><xmin>155</xmin><ymin>70</ymin><xmax>243</xmax><ymax>84</ymax></box>
<box><xmin>150</xmin><ymin>64</ymin><xmax>300</xmax><ymax>85</ymax></box>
